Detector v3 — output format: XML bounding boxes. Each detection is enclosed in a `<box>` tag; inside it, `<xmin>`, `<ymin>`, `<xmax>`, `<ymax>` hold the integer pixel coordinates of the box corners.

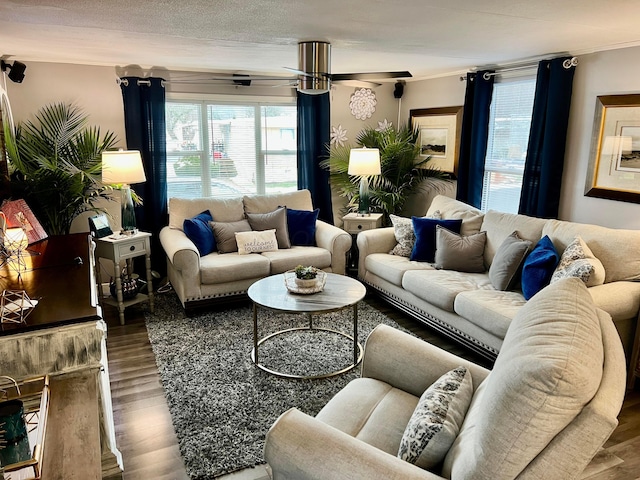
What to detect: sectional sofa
<box><xmin>357</xmin><ymin>195</ymin><xmax>640</xmax><ymax>361</ymax></box>
<box><xmin>159</xmin><ymin>189</ymin><xmax>352</xmax><ymax>311</ymax></box>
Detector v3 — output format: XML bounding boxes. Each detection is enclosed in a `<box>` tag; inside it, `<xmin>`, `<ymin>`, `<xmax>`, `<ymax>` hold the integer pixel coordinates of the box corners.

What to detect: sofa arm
<box><xmin>356</xmin><ymin>227</ymin><xmax>396</xmax><ymax>279</ymax></box>
<box><xmin>265</xmin><ymin>408</ymin><xmax>440</xmax><ymax>480</ymax></box>
<box><xmin>159</xmin><ymin>226</ymin><xmax>201</xmax><ymax>278</ymax></box>
<box><xmin>314</xmin><ymin>220</ymin><xmax>352</xmax><ymax>275</ymax></box>
<box><xmin>361</xmin><ymin>325</ymin><xmax>490</xmax><ymax>398</ymax></box>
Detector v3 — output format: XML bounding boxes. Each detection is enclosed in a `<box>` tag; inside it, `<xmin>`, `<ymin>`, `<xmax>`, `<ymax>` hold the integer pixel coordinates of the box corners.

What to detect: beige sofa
<box><xmin>265</xmin><ymin>278</ymin><xmax>626</xmax><ymax>479</ymax></box>
<box><xmin>159</xmin><ymin>189</ymin><xmax>352</xmax><ymax>311</ymax></box>
<box><xmin>357</xmin><ymin>194</ymin><xmax>640</xmax><ymax>361</ymax></box>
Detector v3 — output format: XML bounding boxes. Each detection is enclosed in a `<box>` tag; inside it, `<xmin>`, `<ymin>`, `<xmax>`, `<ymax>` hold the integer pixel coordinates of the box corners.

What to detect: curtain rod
<box><xmin>459</xmin><ymin>56</ymin><xmax>578</xmax><ymax>81</ymax></box>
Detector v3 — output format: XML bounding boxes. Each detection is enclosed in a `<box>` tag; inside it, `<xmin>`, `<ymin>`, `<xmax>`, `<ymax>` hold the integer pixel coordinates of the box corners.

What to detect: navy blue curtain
<box><xmin>519</xmin><ymin>58</ymin><xmax>576</xmax><ymax>218</ymax></box>
<box><xmin>297</xmin><ymin>92</ymin><xmax>333</xmax><ymax>224</ymax></box>
<box><xmin>120</xmin><ymin>77</ymin><xmax>167</xmax><ymax>273</ymax></box>
<box><xmin>456</xmin><ymin>70</ymin><xmax>495</xmax><ymax>209</ymax></box>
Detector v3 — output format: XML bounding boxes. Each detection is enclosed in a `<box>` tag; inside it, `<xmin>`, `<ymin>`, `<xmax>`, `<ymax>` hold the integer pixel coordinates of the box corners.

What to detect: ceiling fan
<box><xmin>286</xmin><ymin>41</ymin><xmax>412</xmax><ymax>94</ymax></box>
<box><xmin>187</xmin><ymin>41</ymin><xmax>411</xmax><ymax>93</ymax></box>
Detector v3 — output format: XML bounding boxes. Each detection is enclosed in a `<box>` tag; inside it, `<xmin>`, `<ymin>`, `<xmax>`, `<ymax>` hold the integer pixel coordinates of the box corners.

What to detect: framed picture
<box><xmin>410</xmin><ymin>106</ymin><xmax>463</xmax><ymax>175</ymax></box>
<box><xmin>585</xmin><ymin>94</ymin><xmax>640</xmax><ymax>203</ymax></box>
<box><xmin>0</xmin><ymin>199</ymin><xmax>48</xmax><ymax>245</ymax></box>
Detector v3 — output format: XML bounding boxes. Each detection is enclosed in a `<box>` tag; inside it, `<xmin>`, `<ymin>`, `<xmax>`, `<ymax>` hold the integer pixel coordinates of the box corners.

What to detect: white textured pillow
<box><xmin>389</xmin><ymin>214</ymin><xmax>415</xmax><ymax>257</ymax></box>
<box><xmin>551</xmin><ymin>236</ymin><xmax>605</xmax><ymax>287</ymax></box>
<box><xmin>398</xmin><ymin>366</ymin><xmax>473</xmax><ymax>469</ymax></box>
<box><xmin>235</xmin><ymin>229</ymin><xmax>278</xmax><ymax>255</ymax></box>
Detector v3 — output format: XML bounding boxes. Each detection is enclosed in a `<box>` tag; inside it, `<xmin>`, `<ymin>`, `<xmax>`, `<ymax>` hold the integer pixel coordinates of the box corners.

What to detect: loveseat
<box><xmin>265</xmin><ymin>278</ymin><xmax>627</xmax><ymax>479</ymax></box>
<box><xmin>357</xmin><ymin>194</ymin><xmax>640</xmax><ymax>361</ymax></box>
<box><xmin>159</xmin><ymin>189</ymin><xmax>352</xmax><ymax>311</ymax></box>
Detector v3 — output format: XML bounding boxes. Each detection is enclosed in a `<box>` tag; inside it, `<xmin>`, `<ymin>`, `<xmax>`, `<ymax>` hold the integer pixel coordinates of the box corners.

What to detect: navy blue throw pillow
<box><xmin>521</xmin><ymin>235</ymin><xmax>560</xmax><ymax>300</ymax></box>
<box><xmin>410</xmin><ymin>217</ymin><xmax>463</xmax><ymax>263</ymax></box>
<box><xmin>183</xmin><ymin>210</ymin><xmax>216</xmax><ymax>256</ymax></box>
<box><xmin>286</xmin><ymin>208</ymin><xmax>320</xmax><ymax>246</ymax></box>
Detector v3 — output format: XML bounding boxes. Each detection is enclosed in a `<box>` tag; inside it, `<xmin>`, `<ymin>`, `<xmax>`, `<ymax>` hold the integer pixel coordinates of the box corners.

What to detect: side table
<box><xmin>94</xmin><ymin>231</ymin><xmax>155</xmax><ymax>325</ymax></box>
<box><xmin>342</xmin><ymin>213</ymin><xmax>383</xmax><ymax>277</ymax></box>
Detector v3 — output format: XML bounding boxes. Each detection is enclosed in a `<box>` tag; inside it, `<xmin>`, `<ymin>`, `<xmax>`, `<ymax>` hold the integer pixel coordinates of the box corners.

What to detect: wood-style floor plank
<box><xmin>103</xmin><ymin>292</ymin><xmax>640</xmax><ymax>480</ymax></box>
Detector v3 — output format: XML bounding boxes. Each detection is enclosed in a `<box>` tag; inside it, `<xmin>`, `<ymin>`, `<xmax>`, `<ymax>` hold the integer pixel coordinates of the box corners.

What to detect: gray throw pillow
<box><xmin>434</xmin><ymin>226</ymin><xmax>486</xmax><ymax>273</ymax></box>
<box><xmin>398</xmin><ymin>366</ymin><xmax>473</xmax><ymax>469</ymax></box>
<box><xmin>246</xmin><ymin>206</ymin><xmax>291</xmax><ymax>249</ymax></box>
<box><xmin>210</xmin><ymin>219</ymin><xmax>251</xmax><ymax>253</ymax></box>
<box><xmin>489</xmin><ymin>231</ymin><xmax>532</xmax><ymax>291</ymax></box>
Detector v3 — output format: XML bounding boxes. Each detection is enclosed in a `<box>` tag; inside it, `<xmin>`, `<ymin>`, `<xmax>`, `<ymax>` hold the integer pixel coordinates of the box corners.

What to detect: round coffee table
<box><xmin>248</xmin><ymin>273</ymin><xmax>366</xmax><ymax>379</ymax></box>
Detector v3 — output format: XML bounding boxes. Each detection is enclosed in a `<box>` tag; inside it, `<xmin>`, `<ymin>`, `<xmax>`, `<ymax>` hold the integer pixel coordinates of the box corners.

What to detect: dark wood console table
<box><xmin>0</xmin><ymin>234</ymin><xmax>122</xmax><ymax>479</ymax></box>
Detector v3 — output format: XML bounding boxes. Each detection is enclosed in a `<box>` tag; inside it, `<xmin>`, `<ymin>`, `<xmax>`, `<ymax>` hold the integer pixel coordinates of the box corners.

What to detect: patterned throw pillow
<box><xmin>389</xmin><ymin>214</ymin><xmax>415</xmax><ymax>257</ymax></box>
<box><xmin>398</xmin><ymin>366</ymin><xmax>473</xmax><ymax>469</ymax></box>
<box><xmin>551</xmin><ymin>236</ymin><xmax>605</xmax><ymax>287</ymax></box>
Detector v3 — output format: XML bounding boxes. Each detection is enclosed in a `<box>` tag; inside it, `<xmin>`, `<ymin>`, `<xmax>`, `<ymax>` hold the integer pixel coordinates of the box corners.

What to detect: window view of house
<box><xmin>481</xmin><ymin>77</ymin><xmax>536</xmax><ymax>213</ymax></box>
<box><xmin>166</xmin><ymin>100</ymin><xmax>297</xmax><ymax>200</ymax></box>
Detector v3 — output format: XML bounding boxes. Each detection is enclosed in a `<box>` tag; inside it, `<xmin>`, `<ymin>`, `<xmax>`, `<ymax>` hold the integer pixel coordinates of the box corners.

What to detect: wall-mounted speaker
<box><xmin>393</xmin><ymin>82</ymin><xmax>404</xmax><ymax>99</ymax></box>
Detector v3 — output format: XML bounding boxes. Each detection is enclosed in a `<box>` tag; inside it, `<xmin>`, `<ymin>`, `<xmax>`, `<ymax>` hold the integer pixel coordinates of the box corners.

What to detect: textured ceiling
<box><xmin>1</xmin><ymin>0</ymin><xmax>640</xmax><ymax>81</ymax></box>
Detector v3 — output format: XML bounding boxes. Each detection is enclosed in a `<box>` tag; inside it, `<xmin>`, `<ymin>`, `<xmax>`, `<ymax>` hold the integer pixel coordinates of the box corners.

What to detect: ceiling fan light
<box><xmin>298</xmin><ymin>41</ymin><xmax>331</xmax><ymax>94</ymax></box>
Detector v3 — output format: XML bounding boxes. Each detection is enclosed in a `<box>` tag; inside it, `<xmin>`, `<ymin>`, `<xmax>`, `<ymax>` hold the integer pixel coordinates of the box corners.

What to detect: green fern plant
<box><xmin>321</xmin><ymin>125</ymin><xmax>450</xmax><ymax>224</ymax></box>
<box><xmin>5</xmin><ymin>102</ymin><xmax>118</xmax><ymax>235</ymax></box>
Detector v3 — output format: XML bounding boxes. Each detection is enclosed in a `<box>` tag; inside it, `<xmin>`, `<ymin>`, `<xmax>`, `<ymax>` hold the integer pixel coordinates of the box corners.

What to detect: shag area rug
<box><xmin>144</xmin><ymin>291</ymin><xmax>409</xmax><ymax>479</ymax></box>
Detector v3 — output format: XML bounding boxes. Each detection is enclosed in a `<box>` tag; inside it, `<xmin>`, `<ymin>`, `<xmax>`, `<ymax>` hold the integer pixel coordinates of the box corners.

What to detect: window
<box><xmin>165</xmin><ymin>100</ymin><xmax>297</xmax><ymax>200</ymax></box>
<box><xmin>481</xmin><ymin>76</ymin><xmax>536</xmax><ymax>213</ymax></box>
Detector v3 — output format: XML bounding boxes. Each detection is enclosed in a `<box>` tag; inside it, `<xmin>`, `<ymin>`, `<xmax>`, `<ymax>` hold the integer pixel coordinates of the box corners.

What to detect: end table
<box><xmin>342</xmin><ymin>213</ymin><xmax>383</xmax><ymax>277</ymax></box>
<box><xmin>94</xmin><ymin>231</ymin><xmax>155</xmax><ymax>325</ymax></box>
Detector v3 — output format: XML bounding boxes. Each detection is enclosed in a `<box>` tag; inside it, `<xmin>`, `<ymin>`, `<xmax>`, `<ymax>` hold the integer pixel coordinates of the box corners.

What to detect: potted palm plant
<box><xmin>321</xmin><ymin>125</ymin><xmax>450</xmax><ymax>224</ymax></box>
<box><xmin>4</xmin><ymin>102</ymin><xmax>118</xmax><ymax>235</ymax></box>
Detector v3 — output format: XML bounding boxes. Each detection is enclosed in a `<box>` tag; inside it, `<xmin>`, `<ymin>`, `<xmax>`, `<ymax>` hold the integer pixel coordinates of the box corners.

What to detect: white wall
<box><xmin>561</xmin><ymin>46</ymin><xmax>640</xmax><ymax>229</ymax></box>
<box><xmin>7</xmin><ymin>47</ymin><xmax>640</xmax><ymax>232</ymax></box>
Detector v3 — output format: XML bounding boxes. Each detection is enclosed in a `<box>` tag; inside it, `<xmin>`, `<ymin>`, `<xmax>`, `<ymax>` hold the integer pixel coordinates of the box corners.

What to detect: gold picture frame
<box><xmin>585</xmin><ymin>94</ymin><xmax>640</xmax><ymax>203</ymax></box>
<box><xmin>410</xmin><ymin>106</ymin><xmax>463</xmax><ymax>175</ymax></box>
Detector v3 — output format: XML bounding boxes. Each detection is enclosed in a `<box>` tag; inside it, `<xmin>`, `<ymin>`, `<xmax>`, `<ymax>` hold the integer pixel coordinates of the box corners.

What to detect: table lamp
<box><xmin>348</xmin><ymin>147</ymin><xmax>381</xmax><ymax>216</ymax></box>
<box><xmin>102</xmin><ymin>150</ymin><xmax>146</xmax><ymax>234</ymax></box>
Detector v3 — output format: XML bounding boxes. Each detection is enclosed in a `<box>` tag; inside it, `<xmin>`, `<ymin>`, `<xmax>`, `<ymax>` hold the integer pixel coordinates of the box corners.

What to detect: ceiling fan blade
<box><xmin>332</xmin><ymin>79</ymin><xmax>382</xmax><ymax>88</ymax></box>
<box><xmin>283</xmin><ymin>66</ymin><xmax>321</xmax><ymax>79</ymax></box>
<box><xmin>330</xmin><ymin>71</ymin><xmax>412</xmax><ymax>81</ymax></box>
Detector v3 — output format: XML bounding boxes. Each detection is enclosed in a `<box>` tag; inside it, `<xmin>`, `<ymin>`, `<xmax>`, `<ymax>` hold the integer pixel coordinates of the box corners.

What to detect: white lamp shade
<box><xmin>102</xmin><ymin>150</ymin><xmax>147</xmax><ymax>184</ymax></box>
<box><xmin>348</xmin><ymin>148</ymin><xmax>381</xmax><ymax>176</ymax></box>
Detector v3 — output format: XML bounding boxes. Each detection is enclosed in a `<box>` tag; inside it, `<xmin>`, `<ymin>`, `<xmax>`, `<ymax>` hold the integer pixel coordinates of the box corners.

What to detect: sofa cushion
<box><xmin>434</xmin><ymin>227</ymin><xmax>486</xmax><ymax>273</ymax></box>
<box><xmin>235</xmin><ymin>229</ymin><xmax>278</xmax><ymax>255</ymax></box>
<box><xmin>481</xmin><ymin>210</ymin><xmax>546</xmax><ymax>267</ymax></box>
<box><xmin>410</xmin><ymin>217</ymin><xmax>463</xmax><ymax>263</ymax></box>
<box><xmin>365</xmin><ymin>253</ymin><xmax>435</xmax><ymax>287</ymax></box>
<box><xmin>389</xmin><ymin>214</ymin><xmax>415</xmax><ymax>257</ymax></box>
<box><xmin>316</xmin><ymin>378</ymin><xmax>418</xmax><ymax>457</ymax></box>
<box><xmin>199</xmin><ymin>252</ymin><xmax>270</xmax><ymax>285</ymax></box>
<box><xmin>488</xmin><ymin>231</ymin><xmax>531</xmax><ymax>290</ymax></box>
<box><xmin>210</xmin><ymin>219</ymin><xmax>252</xmax><ymax>253</ymax></box>
<box><xmin>444</xmin><ymin>278</ymin><xmax>604</xmax><ymax>480</ymax></box>
<box><xmin>521</xmin><ymin>235</ymin><xmax>560</xmax><ymax>300</ymax></box>
<box><xmin>550</xmin><ymin>236</ymin><xmax>605</xmax><ymax>287</ymax></box>
<box><xmin>169</xmin><ymin>196</ymin><xmax>244</xmax><ymax>229</ymax></box>
<box><xmin>286</xmin><ymin>208</ymin><xmax>319</xmax><ymax>246</ymax></box>
<box><xmin>402</xmin><ymin>270</ymin><xmax>493</xmax><ymax>313</ymax></box>
<box><xmin>588</xmin><ymin>281</ymin><xmax>640</xmax><ymax>322</ymax></box>
<box><xmin>398</xmin><ymin>366</ymin><xmax>473</xmax><ymax>470</ymax></box>
<box><xmin>243</xmin><ymin>189</ymin><xmax>313</xmax><ymax>214</ymax></box>
<box><xmin>542</xmin><ymin>219</ymin><xmax>640</xmax><ymax>283</ymax></box>
<box><xmin>246</xmin><ymin>206</ymin><xmax>291</xmax><ymax>249</ymax></box>
<box><xmin>426</xmin><ymin>195</ymin><xmax>484</xmax><ymax>236</ymax></box>
<box><xmin>183</xmin><ymin>210</ymin><xmax>216</xmax><ymax>256</ymax></box>
<box><xmin>454</xmin><ymin>290</ymin><xmax>526</xmax><ymax>339</ymax></box>
<box><xmin>261</xmin><ymin>246</ymin><xmax>331</xmax><ymax>274</ymax></box>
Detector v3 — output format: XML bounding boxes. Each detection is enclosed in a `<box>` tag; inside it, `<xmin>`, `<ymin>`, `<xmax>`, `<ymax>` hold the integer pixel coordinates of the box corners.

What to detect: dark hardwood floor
<box><xmin>103</xmin><ymin>290</ymin><xmax>640</xmax><ymax>480</ymax></box>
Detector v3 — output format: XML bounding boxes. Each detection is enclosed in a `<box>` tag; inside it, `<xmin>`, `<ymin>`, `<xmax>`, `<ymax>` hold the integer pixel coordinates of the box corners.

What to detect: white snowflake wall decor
<box><xmin>350</xmin><ymin>88</ymin><xmax>377</xmax><ymax>120</ymax></box>
<box><xmin>330</xmin><ymin>124</ymin><xmax>348</xmax><ymax>146</ymax></box>
<box><xmin>376</xmin><ymin>119</ymin><xmax>392</xmax><ymax>132</ymax></box>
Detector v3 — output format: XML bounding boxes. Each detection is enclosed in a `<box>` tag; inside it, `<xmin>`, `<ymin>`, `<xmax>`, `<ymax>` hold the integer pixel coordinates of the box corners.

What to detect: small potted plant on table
<box><xmin>294</xmin><ymin>265</ymin><xmax>319</xmax><ymax>288</ymax></box>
